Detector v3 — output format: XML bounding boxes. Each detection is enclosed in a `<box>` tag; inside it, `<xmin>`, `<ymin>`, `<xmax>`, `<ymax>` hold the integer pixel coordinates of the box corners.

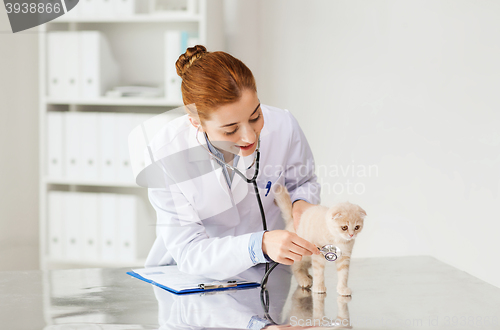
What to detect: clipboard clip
<box><xmin>198</xmin><ymin>280</ymin><xmax>238</xmax><ymax>290</ymax></box>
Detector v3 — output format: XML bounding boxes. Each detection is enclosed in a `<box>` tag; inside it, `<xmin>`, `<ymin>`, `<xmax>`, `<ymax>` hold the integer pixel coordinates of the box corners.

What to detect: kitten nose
<box><xmin>349</xmin><ymin>234</ymin><xmax>353</xmax><ymax>237</ymax></box>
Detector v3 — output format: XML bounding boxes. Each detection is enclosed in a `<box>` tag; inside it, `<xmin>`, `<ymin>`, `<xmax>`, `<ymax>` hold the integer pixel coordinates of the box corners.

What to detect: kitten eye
<box><xmin>341</xmin><ymin>226</ymin><xmax>348</xmax><ymax>231</ymax></box>
<box><xmin>354</xmin><ymin>225</ymin><xmax>360</xmax><ymax>230</ymax></box>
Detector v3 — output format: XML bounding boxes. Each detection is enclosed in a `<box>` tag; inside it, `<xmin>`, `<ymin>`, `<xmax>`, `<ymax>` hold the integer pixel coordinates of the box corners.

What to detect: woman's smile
<box><xmin>238</xmin><ymin>142</ymin><xmax>255</xmax><ymax>151</ymax></box>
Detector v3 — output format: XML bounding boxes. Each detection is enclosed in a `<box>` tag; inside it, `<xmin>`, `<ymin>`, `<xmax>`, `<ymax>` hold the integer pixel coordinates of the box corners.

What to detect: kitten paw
<box><xmin>296</xmin><ymin>275</ymin><xmax>312</xmax><ymax>288</ymax></box>
<box><xmin>337</xmin><ymin>286</ymin><xmax>352</xmax><ymax>296</ymax></box>
<box><xmin>337</xmin><ymin>296</ymin><xmax>352</xmax><ymax>304</ymax></box>
<box><xmin>312</xmin><ymin>284</ymin><xmax>327</xmax><ymax>293</ymax></box>
<box><xmin>292</xmin><ymin>286</ymin><xmax>311</xmax><ymax>298</ymax></box>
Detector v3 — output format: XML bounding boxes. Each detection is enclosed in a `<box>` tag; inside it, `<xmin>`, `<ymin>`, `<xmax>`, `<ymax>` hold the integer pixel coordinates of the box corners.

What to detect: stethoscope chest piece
<box><xmin>318</xmin><ymin>245</ymin><xmax>342</xmax><ymax>262</ymax></box>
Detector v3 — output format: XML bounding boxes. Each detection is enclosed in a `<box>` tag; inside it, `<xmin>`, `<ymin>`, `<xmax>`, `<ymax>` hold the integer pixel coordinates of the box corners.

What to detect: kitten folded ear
<box><xmin>326</xmin><ymin>207</ymin><xmax>343</xmax><ymax>220</ymax></box>
<box><xmin>357</xmin><ymin>205</ymin><xmax>367</xmax><ymax>218</ymax></box>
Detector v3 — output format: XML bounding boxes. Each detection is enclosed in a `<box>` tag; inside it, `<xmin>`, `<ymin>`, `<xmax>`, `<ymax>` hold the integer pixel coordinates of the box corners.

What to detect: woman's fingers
<box><xmin>262</xmin><ymin>230</ymin><xmax>320</xmax><ymax>265</ymax></box>
<box><xmin>289</xmin><ymin>241</ymin><xmax>317</xmax><ymax>256</ymax></box>
<box><xmin>278</xmin><ymin>256</ymin><xmax>298</xmax><ymax>265</ymax></box>
<box><xmin>290</xmin><ymin>234</ymin><xmax>320</xmax><ymax>255</ymax></box>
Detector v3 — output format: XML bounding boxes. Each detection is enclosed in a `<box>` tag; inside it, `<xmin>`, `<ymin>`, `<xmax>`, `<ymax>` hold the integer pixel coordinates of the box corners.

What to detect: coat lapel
<box><xmin>188</xmin><ymin>125</ymin><xmax>232</xmax><ymax>200</ymax></box>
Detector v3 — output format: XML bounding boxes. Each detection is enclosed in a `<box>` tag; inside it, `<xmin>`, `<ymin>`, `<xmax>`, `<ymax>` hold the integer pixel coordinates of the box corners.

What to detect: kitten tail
<box><xmin>273</xmin><ymin>184</ymin><xmax>295</xmax><ymax>232</ymax></box>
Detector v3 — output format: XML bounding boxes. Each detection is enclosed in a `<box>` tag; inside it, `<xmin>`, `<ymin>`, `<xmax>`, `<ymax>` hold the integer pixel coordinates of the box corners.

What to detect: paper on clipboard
<box><xmin>127</xmin><ymin>266</ymin><xmax>260</xmax><ymax>294</ymax></box>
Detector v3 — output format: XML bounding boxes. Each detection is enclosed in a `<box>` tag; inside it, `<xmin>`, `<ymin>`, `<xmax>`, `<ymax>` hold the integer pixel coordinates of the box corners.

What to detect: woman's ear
<box><xmin>188</xmin><ymin>115</ymin><xmax>202</xmax><ymax>131</ymax></box>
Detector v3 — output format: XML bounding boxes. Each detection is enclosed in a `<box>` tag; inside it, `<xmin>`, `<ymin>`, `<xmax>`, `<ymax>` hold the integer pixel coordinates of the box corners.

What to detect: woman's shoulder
<box><xmin>261</xmin><ymin>104</ymin><xmax>289</xmax><ymax>116</ymax></box>
<box><xmin>147</xmin><ymin>113</ymin><xmax>193</xmax><ymax>157</ymax></box>
<box><xmin>261</xmin><ymin>104</ymin><xmax>299</xmax><ymax>133</ymax></box>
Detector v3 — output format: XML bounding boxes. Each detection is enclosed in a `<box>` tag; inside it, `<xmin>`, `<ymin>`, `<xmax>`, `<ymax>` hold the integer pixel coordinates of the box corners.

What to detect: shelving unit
<box><xmin>38</xmin><ymin>0</ymin><xmax>225</xmax><ymax>270</ymax></box>
<box><xmin>44</xmin><ymin>96</ymin><xmax>183</xmax><ymax>106</ymax></box>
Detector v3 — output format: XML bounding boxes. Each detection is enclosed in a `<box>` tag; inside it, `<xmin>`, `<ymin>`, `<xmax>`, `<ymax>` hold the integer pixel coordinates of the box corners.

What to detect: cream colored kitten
<box><xmin>274</xmin><ymin>185</ymin><xmax>366</xmax><ymax>295</ymax></box>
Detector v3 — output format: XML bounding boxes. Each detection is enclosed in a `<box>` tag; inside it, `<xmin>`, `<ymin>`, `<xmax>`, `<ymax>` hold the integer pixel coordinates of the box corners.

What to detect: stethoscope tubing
<box><xmin>195</xmin><ymin>128</ymin><xmax>271</xmax><ymax>275</ymax></box>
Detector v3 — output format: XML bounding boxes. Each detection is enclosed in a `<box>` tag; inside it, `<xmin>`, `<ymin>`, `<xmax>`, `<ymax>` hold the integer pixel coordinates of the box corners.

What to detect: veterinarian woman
<box><xmin>143</xmin><ymin>45</ymin><xmax>321</xmax><ymax>280</ymax></box>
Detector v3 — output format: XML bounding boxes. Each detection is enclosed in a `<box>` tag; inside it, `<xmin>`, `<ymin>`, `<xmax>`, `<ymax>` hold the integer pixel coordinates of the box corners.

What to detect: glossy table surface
<box><xmin>1</xmin><ymin>256</ymin><xmax>499</xmax><ymax>330</ymax></box>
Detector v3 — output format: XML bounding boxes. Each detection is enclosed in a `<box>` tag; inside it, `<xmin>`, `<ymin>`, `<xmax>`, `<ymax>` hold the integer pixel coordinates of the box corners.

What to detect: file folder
<box><xmin>117</xmin><ymin>194</ymin><xmax>154</xmax><ymax>262</ymax></box>
<box><xmin>96</xmin><ymin>0</ymin><xmax>115</xmax><ymax>17</ymax></box>
<box><xmin>99</xmin><ymin>112</ymin><xmax>117</xmax><ymax>182</ymax></box>
<box><xmin>48</xmin><ymin>191</ymin><xmax>65</xmax><ymax>259</ymax></box>
<box><xmin>100</xmin><ymin>193</ymin><xmax>118</xmax><ymax>261</ymax></box>
<box><xmin>47</xmin><ymin>111</ymin><xmax>64</xmax><ymax>179</ymax></box>
<box><xmin>127</xmin><ymin>266</ymin><xmax>260</xmax><ymax>294</ymax></box>
<box><xmin>81</xmin><ymin>192</ymin><xmax>100</xmax><ymax>261</ymax></box>
<box><xmin>80</xmin><ymin>112</ymin><xmax>99</xmax><ymax>181</ymax></box>
<box><xmin>47</xmin><ymin>33</ymin><xmax>66</xmax><ymax>98</ymax></box>
<box><xmin>63</xmin><ymin>32</ymin><xmax>80</xmax><ymax>100</ymax></box>
<box><xmin>64</xmin><ymin>192</ymin><xmax>82</xmax><ymax>259</ymax></box>
<box><xmin>164</xmin><ymin>30</ymin><xmax>187</xmax><ymax>103</ymax></box>
<box><xmin>64</xmin><ymin>112</ymin><xmax>82</xmax><ymax>180</ymax></box>
<box><xmin>79</xmin><ymin>31</ymin><xmax>120</xmax><ymax>99</ymax></box>
<box><xmin>80</xmin><ymin>0</ymin><xmax>98</xmax><ymax>17</ymax></box>
<box><xmin>114</xmin><ymin>0</ymin><xmax>135</xmax><ymax>17</ymax></box>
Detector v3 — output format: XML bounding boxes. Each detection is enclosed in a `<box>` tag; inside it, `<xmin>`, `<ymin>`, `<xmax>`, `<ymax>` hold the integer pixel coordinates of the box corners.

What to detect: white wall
<box><xmin>0</xmin><ymin>12</ymin><xmax>40</xmax><ymax>270</ymax></box>
<box><xmin>224</xmin><ymin>0</ymin><xmax>500</xmax><ymax>288</ymax></box>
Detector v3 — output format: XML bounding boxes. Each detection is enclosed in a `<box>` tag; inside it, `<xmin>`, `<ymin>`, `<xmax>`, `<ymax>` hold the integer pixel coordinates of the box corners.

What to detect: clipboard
<box><xmin>127</xmin><ymin>265</ymin><xmax>260</xmax><ymax>294</ymax></box>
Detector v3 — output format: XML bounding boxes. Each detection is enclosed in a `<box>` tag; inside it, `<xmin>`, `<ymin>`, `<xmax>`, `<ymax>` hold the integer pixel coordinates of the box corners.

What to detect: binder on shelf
<box><xmin>80</xmin><ymin>0</ymin><xmax>98</xmax><ymax>17</ymax></box>
<box><xmin>64</xmin><ymin>112</ymin><xmax>82</xmax><ymax>180</ymax></box>
<box><xmin>48</xmin><ymin>191</ymin><xmax>65</xmax><ymax>259</ymax></box>
<box><xmin>127</xmin><ymin>266</ymin><xmax>260</xmax><ymax>295</ymax></box>
<box><xmin>63</xmin><ymin>0</ymin><xmax>81</xmax><ymax>19</ymax></box>
<box><xmin>81</xmin><ymin>193</ymin><xmax>100</xmax><ymax>261</ymax></box>
<box><xmin>116</xmin><ymin>114</ymin><xmax>138</xmax><ymax>183</ymax></box>
<box><xmin>79</xmin><ymin>31</ymin><xmax>120</xmax><ymax>99</ymax></box>
<box><xmin>47</xmin><ymin>32</ymin><xmax>80</xmax><ymax>99</ymax></box>
<box><xmin>117</xmin><ymin>194</ymin><xmax>153</xmax><ymax>262</ymax></box>
<box><xmin>47</xmin><ymin>33</ymin><xmax>66</xmax><ymax>98</ymax></box>
<box><xmin>80</xmin><ymin>112</ymin><xmax>100</xmax><ymax>181</ymax></box>
<box><xmin>164</xmin><ymin>31</ymin><xmax>199</xmax><ymax>102</ymax></box>
<box><xmin>164</xmin><ymin>30</ymin><xmax>187</xmax><ymax>103</ymax></box>
<box><xmin>99</xmin><ymin>112</ymin><xmax>117</xmax><ymax>182</ymax></box>
<box><xmin>64</xmin><ymin>192</ymin><xmax>82</xmax><ymax>259</ymax></box>
<box><xmin>96</xmin><ymin>0</ymin><xmax>115</xmax><ymax>17</ymax></box>
<box><xmin>128</xmin><ymin>109</ymin><xmax>185</xmax><ymax>184</ymax></box>
<box><xmin>47</xmin><ymin>31</ymin><xmax>119</xmax><ymax>100</ymax></box>
<box><xmin>46</xmin><ymin>111</ymin><xmax>64</xmax><ymax>179</ymax></box>
<box><xmin>63</xmin><ymin>32</ymin><xmax>81</xmax><ymax>100</ymax></box>
<box><xmin>127</xmin><ymin>113</ymin><xmax>155</xmax><ymax>185</ymax></box>
<box><xmin>113</xmin><ymin>0</ymin><xmax>136</xmax><ymax>16</ymax></box>
<box><xmin>100</xmin><ymin>193</ymin><xmax>118</xmax><ymax>261</ymax></box>
<box><xmin>186</xmin><ymin>0</ymin><xmax>197</xmax><ymax>15</ymax></box>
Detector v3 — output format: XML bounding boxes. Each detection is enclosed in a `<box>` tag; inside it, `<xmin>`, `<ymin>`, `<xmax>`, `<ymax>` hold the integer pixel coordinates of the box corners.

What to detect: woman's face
<box><xmin>197</xmin><ymin>89</ymin><xmax>264</xmax><ymax>157</ymax></box>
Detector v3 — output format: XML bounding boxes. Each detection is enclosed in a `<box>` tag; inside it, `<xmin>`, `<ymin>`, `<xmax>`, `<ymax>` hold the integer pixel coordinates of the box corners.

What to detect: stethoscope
<box><xmin>196</xmin><ymin>127</ymin><xmax>342</xmax><ymax>324</ymax></box>
<box><xmin>195</xmin><ymin>126</ymin><xmax>268</xmax><ymax>231</ymax></box>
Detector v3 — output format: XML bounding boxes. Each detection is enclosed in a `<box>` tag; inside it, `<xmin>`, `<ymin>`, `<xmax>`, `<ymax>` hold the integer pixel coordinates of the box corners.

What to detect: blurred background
<box><xmin>0</xmin><ymin>0</ymin><xmax>499</xmax><ymax>289</ymax></box>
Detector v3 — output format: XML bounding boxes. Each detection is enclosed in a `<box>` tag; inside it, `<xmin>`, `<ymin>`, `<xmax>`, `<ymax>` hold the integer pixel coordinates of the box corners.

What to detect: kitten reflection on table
<box><xmin>287</xmin><ymin>286</ymin><xmax>352</xmax><ymax>329</ymax></box>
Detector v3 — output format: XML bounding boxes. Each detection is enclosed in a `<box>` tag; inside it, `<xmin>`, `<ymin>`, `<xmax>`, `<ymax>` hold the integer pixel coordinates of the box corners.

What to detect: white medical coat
<box><xmin>143</xmin><ymin>104</ymin><xmax>320</xmax><ymax>280</ymax></box>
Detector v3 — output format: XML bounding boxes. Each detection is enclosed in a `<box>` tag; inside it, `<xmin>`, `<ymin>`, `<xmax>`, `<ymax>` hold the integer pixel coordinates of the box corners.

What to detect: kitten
<box><xmin>274</xmin><ymin>185</ymin><xmax>367</xmax><ymax>295</ymax></box>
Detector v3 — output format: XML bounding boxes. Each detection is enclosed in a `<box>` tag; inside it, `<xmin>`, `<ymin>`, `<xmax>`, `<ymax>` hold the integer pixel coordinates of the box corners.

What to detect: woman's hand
<box><xmin>262</xmin><ymin>230</ymin><xmax>320</xmax><ymax>265</ymax></box>
<box><xmin>291</xmin><ymin>200</ymin><xmax>314</xmax><ymax>231</ymax></box>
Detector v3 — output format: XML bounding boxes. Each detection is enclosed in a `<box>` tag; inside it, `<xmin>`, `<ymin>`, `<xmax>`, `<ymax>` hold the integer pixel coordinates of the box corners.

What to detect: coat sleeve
<box><xmin>147</xmin><ymin>183</ymin><xmax>256</xmax><ymax>280</ymax></box>
<box><xmin>282</xmin><ymin>110</ymin><xmax>321</xmax><ymax>205</ymax></box>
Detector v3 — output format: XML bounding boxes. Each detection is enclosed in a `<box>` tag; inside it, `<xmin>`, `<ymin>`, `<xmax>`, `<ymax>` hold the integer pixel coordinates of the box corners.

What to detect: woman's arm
<box><xmin>261</xmin><ymin>110</ymin><xmax>322</xmax><ymax>263</ymax></box>
<box><xmin>148</xmin><ymin>186</ymin><xmax>256</xmax><ymax>280</ymax></box>
<box><xmin>284</xmin><ymin>110</ymin><xmax>321</xmax><ymax>229</ymax></box>
<box><xmin>292</xmin><ymin>199</ymin><xmax>314</xmax><ymax>231</ymax></box>
<box><xmin>282</xmin><ymin>110</ymin><xmax>321</xmax><ymax>206</ymax></box>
